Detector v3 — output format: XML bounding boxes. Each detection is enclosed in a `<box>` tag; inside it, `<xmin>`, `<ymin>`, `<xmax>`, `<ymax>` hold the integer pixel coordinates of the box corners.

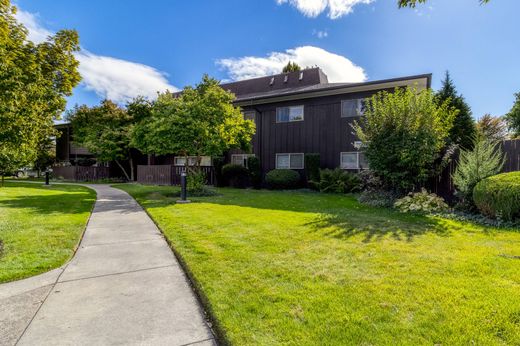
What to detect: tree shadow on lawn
<box><xmin>0</xmin><ymin>183</ymin><xmax>95</xmax><ymax>215</ymax></box>
<box><xmin>189</xmin><ymin>189</ymin><xmax>459</xmax><ymax>243</ymax></box>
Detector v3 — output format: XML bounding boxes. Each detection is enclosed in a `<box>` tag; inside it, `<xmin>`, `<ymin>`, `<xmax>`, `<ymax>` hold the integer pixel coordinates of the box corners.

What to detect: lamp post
<box><xmin>176</xmin><ymin>171</ymin><xmax>191</xmax><ymax>204</ymax></box>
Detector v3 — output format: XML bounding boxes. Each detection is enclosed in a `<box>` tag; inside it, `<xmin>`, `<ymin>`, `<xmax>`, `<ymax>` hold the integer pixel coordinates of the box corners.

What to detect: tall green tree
<box><xmin>398</xmin><ymin>0</ymin><xmax>489</xmax><ymax>8</ymax></box>
<box><xmin>131</xmin><ymin>75</ymin><xmax>255</xmax><ymax>172</ymax></box>
<box><xmin>505</xmin><ymin>92</ymin><xmax>520</xmax><ymax>138</ymax></box>
<box><xmin>67</xmin><ymin>98</ymin><xmax>150</xmax><ymax>181</ymax></box>
<box><xmin>282</xmin><ymin>61</ymin><xmax>301</xmax><ymax>73</ymax></box>
<box><xmin>436</xmin><ymin>71</ymin><xmax>476</xmax><ymax>149</ymax></box>
<box><xmin>353</xmin><ymin>87</ymin><xmax>456</xmax><ymax>192</ymax></box>
<box><xmin>0</xmin><ymin>0</ymin><xmax>81</xmax><ymax>182</ymax></box>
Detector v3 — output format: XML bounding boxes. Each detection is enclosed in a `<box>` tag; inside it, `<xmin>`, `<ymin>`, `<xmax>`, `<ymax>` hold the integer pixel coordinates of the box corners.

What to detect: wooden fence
<box><xmin>430</xmin><ymin>139</ymin><xmax>520</xmax><ymax>200</ymax></box>
<box><xmin>52</xmin><ymin>166</ymin><xmax>110</xmax><ymax>181</ymax></box>
<box><xmin>137</xmin><ymin>165</ymin><xmax>215</xmax><ymax>186</ymax></box>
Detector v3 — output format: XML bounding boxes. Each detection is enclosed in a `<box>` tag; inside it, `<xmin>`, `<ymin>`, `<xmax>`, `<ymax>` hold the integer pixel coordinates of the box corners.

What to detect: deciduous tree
<box><xmin>0</xmin><ymin>0</ymin><xmax>80</xmax><ymax>183</ymax></box>
<box><xmin>282</xmin><ymin>61</ymin><xmax>301</xmax><ymax>73</ymax></box>
<box><xmin>505</xmin><ymin>93</ymin><xmax>520</xmax><ymax>138</ymax></box>
<box><xmin>476</xmin><ymin>114</ymin><xmax>508</xmax><ymax>142</ymax></box>
<box><xmin>398</xmin><ymin>0</ymin><xmax>489</xmax><ymax>8</ymax></box>
<box><xmin>353</xmin><ymin>87</ymin><xmax>456</xmax><ymax>192</ymax></box>
<box><xmin>131</xmin><ymin>75</ymin><xmax>255</xmax><ymax>174</ymax></box>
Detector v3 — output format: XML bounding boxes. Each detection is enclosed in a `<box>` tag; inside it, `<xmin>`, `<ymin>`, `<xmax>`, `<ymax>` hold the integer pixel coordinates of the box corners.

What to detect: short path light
<box><xmin>176</xmin><ymin>171</ymin><xmax>191</xmax><ymax>204</ymax></box>
<box><xmin>44</xmin><ymin>168</ymin><xmax>52</xmax><ymax>187</ymax></box>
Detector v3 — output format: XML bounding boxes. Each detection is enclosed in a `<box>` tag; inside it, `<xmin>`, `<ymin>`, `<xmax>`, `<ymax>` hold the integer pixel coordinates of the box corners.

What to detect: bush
<box><xmin>187</xmin><ymin>170</ymin><xmax>207</xmax><ymax>193</ymax></box>
<box><xmin>319</xmin><ymin>169</ymin><xmax>361</xmax><ymax>193</ymax></box>
<box><xmin>304</xmin><ymin>153</ymin><xmax>320</xmax><ymax>182</ymax></box>
<box><xmin>265</xmin><ymin>169</ymin><xmax>300</xmax><ymax>190</ymax></box>
<box><xmin>453</xmin><ymin>134</ymin><xmax>505</xmax><ymax>210</ymax></box>
<box><xmin>473</xmin><ymin>172</ymin><xmax>520</xmax><ymax>221</ymax></box>
<box><xmin>394</xmin><ymin>189</ymin><xmax>449</xmax><ymax>214</ymax></box>
<box><xmin>247</xmin><ymin>156</ymin><xmax>262</xmax><ymax>189</ymax></box>
<box><xmin>222</xmin><ymin>164</ymin><xmax>249</xmax><ymax>188</ymax></box>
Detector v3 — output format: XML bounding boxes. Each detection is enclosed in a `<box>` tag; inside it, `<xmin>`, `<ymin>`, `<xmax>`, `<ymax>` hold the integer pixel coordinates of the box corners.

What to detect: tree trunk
<box><xmin>115</xmin><ymin>160</ymin><xmax>130</xmax><ymax>181</ymax></box>
<box><xmin>147</xmin><ymin>154</ymin><xmax>151</xmax><ymax>166</ymax></box>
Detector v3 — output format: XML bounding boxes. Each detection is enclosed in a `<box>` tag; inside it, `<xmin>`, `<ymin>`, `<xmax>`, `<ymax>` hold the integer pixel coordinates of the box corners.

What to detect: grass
<box><xmin>0</xmin><ymin>182</ymin><xmax>95</xmax><ymax>283</ymax></box>
<box><xmin>115</xmin><ymin>184</ymin><xmax>520</xmax><ymax>345</ymax></box>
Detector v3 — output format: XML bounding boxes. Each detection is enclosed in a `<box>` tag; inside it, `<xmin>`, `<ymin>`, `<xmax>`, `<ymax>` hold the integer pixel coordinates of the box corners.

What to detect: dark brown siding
<box><xmin>240</xmin><ymin>89</ymin><xmax>382</xmax><ymax>174</ymax></box>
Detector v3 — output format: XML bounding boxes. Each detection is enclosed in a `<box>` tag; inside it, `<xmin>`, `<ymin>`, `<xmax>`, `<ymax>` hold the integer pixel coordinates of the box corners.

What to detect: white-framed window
<box><xmin>231</xmin><ymin>154</ymin><xmax>255</xmax><ymax>167</ymax></box>
<box><xmin>340</xmin><ymin>152</ymin><xmax>368</xmax><ymax>170</ymax></box>
<box><xmin>276</xmin><ymin>105</ymin><xmax>304</xmax><ymax>123</ymax></box>
<box><xmin>174</xmin><ymin>156</ymin><xmax>212</xmax><ymax>167</ymax></box>
<box><xmin>243</xmin><ymin>111</ymin><xmax>256</xmax><ymax>122</ymax></box>
<box><xmin>276</xmin><ymin>153</ymin><xmax>304</xmax><ymax>169</ymax></box>
<box><xmin>341</xmin><ymin>99</ymin><xmax>365</xmax><ymax>117</ymax></box>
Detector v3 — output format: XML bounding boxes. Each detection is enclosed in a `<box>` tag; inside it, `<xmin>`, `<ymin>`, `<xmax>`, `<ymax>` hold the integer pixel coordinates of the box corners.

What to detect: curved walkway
<box><xmin>0</xmin><ymin>184</ymin><xmax>215</xmax><ymax>346</ymax></box>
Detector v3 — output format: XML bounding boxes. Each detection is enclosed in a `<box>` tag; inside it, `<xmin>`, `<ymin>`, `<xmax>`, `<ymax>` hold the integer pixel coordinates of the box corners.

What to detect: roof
<box><xmin>233</xmin><ymin>74</ymin><xmax>432</xmax><ymax>106</ymax></box>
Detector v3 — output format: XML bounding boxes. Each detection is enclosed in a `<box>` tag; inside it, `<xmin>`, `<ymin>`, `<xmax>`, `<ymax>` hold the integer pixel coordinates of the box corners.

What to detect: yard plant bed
<box><xmin>116</xmin><ymin>184</ymin><xmax>520</xmax><ymax>345</ymax></box>
<box><xmin>0</xmin><ymin>182</ymin><xmax>95</xmax><ymax>283</ymax></box>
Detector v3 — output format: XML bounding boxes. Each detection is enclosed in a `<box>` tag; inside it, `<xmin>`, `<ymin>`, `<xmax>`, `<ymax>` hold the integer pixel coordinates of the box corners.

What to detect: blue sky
<box><xmin>15</xmin><ymin>0</ymin><xmax>519</xmax><ymax>118</ymax></box>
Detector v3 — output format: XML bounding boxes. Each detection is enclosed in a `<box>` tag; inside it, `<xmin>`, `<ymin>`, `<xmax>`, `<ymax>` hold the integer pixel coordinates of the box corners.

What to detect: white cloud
<box><xmin>15</xmin><ymin>8</ymin><xmax>177</xmax><ymax>103</ymax></box>
<box><xmin>15</xmin><ymin>9</ymin><xmax>52</xmax><ymax>43</ymax></box>
<box><xmin>312</xmin><ymin>29</ymin><xmax>329</xmax><ymax>38</ymax></box>
<box><xmin>217</xmin><ymin>46</ymin><xmax>367</xmax><ymax>83</ymax></box>
<box><xmin>276</xmin><ymin>0</ymin><xmax>373</xmax><ymax>19</ymax></box>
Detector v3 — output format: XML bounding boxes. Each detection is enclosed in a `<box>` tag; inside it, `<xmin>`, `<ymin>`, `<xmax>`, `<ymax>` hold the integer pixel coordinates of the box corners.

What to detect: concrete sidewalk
<box><xmin>0</xmin><ymin>184</ymin><xmax>215</xmax><ymax>346</ymax></box>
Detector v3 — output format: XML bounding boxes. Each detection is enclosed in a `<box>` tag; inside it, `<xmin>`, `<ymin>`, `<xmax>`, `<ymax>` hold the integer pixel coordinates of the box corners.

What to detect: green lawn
<box><xmin>0</xmin><ymin>182</ymin><xmax>95</xmax><ymax>283</ymax></box>
<box><xmin>115</xmin><ymin>184</ymin><xmax>520</xmax><ymax>345</ymax></box>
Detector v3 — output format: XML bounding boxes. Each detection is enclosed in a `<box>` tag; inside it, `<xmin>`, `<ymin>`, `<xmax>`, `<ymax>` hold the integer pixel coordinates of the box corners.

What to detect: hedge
<box><xmin>473</xmin><ymin>171</ymin><xmax>520</xmax><ymax>221</ymax></box>
<box><xmin>265</xmin><ymin>169</ymin><xmax>300</xmax><ymax>190</ymax></box>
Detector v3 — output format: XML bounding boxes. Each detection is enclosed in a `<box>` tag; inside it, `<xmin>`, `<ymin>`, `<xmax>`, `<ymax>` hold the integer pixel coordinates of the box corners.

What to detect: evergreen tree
<box><xmin>282</xmin><ymin>61</ymin><xmax>301</xmax><ymax>73</ymax></box>
<box><xmin>436</xmin><ymin>71</ymin><xmax>476</xmax><ymax>149</ymax></box>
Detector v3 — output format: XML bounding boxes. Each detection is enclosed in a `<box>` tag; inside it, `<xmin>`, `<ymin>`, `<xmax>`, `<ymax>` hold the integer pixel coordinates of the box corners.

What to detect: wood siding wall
<box><xmin>241</xmin><ymin>90</ymin><xmax>380</xmax><ymax>174</ymax></box>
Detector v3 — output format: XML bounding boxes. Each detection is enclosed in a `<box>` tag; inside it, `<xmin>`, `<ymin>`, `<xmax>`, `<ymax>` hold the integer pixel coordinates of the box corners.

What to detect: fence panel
<box><xmin>137</xmin><ymin>165</ymin><xmax>173</xmax><ymax>185</ymax></box>
<box><xmin>430</xmin><ymin>139</ymin><xmax>520</xmax><ymax>200</ymax></box>
<box><xmin>52</xmin><ymin>166</ymin><xmax>110</xmax><ymax>181</ymax></box>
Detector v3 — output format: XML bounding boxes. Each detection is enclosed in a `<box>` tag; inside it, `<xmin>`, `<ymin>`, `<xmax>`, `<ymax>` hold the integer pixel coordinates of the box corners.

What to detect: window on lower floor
<box><xmin>340</xmin><ymin>152</ymin><xmax>368</xmax><ymax>170</ymax></box>
<box><xmin>276</xmin><ymin>153</ymin><xmax>304</xmax><ymax>169</ymax></box>
<box><xmin>174</xmin><ymin>156</ymin><xmax>212</xmax><ymax>167</ymax></box>
<box><xmin>231</xmin><ymin>154</ymin><xmax>255</xmax><ymax>167</ymax></box>
<box><xmin>341</xmin><ymin>99</ymin><xmax>366</xmax><ymax>117</ymax></box>
<box><xmin>243</xmin><ymin>111</ymin><xmax>256</xmax><ymax>122</ymax></box>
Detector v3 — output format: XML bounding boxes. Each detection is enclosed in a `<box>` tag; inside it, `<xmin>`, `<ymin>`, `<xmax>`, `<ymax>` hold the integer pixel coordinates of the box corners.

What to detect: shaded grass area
<box><xmin>0</xmin><ymin>182</ymin><xmax>95</xmax><ymax>283</ymax></box>
<box><xmin>115</xmin><ymin>184</ymin><xmax>520</xmax><ymax>345</ymax></box>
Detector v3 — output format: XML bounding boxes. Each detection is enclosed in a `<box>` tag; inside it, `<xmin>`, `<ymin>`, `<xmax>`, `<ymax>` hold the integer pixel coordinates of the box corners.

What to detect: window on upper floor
<box><xmin>243</xmin><ymin>111</ymin><xmax>256</xmax><ymax>122</ymax></box>
<box><xmin>276</xmin><ymin>105</ymin><xmax>304</xmax><ymax>123</ymax></box>
<box><xmin>276</xmin><ymin>153</ymin><xmax>304</xmax><ymax>169</ymax></box>
<box><xmin>341</xmin><ymin>99</ymin><xmax>366</xmax><ymax>117</ymax></box>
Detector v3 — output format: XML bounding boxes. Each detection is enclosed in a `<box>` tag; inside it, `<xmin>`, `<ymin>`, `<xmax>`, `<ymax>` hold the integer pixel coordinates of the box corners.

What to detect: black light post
<box><xmin>177</xmin><ymin>171</ymin><xmax>191</xmax><ymax>204</ymax></box>
<box><xmin>44</xmin><ymin>168</ymin><xmax>52</xmax><ymax>187</ymax></box>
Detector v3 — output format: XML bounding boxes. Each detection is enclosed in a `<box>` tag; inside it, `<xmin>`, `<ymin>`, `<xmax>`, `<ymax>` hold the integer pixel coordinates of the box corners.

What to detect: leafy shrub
<box><xmin>394</xmin><ymin>189</ymin><xmax>449</xmax><ymax>214</ymax></box>
<box><xmin>319</xmin><ymin>169</ymin><xmax>361</xmax><ymax>193</ymax></box>
<box><xmin>453</xmin><ymin>134</ymin><xmax>505</xmax><ymax>210</ymax></box>
<box><xmin>222</xmin><ymin>164</ymin><xmax>249</xmax><ymax>188</ymax></box>
<box><xmin>473</xmin><ymin>172</ymin><xmax>520</xmax><ymax>221</ymax></box>
<box><xmin>265</xmin><ymin>169</ymin><xmax>300</xmax><ymax>190</ymax></box>
<box><xmin>358</xmin><ymin>190</ymin><xmax>399</xmax><ymax>208</ymax></box>
<box><xmin>213</xmin><ymin>157</ymin><xmax>226</xmax><ymax>187</ymax></box>
<box><xmin>304</xmin><ymin>153</ymin><xmax>321</xmax><ymax>182</ymax></box>
<box><xmin>247</xmin><ymin>156</ymin><xmax>262</xmax><ymax>189</ymax></box>
<box><xmin>187</xmin><ymin>170</ymin><xmax>207</xmax><ymax>193</ymax></box>
<box><xmin>352</xmin><ymin>87</ymin><xmax>456</xmax><ymax>191</ymax></box>
<box><xmin>358</xmin><ymin>170</ymin><xmax>385</xmax><ymax>192</ymax></box>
